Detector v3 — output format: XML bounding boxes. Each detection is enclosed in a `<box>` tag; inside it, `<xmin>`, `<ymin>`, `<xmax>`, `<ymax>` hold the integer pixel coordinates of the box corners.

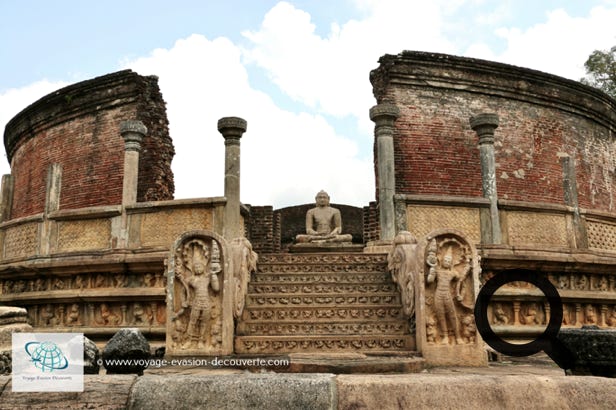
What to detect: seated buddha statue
<box><xmin>295</xmin><ymin>190</ymin><xmax>353</xmax><ymax>243</ymax></box>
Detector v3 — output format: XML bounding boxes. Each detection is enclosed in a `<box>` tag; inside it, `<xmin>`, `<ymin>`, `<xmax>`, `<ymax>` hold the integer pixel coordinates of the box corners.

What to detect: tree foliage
<box><xmin>580</xmin><ymin>46</ymin><xmax>616</xmax><ymax>99</ymax></box>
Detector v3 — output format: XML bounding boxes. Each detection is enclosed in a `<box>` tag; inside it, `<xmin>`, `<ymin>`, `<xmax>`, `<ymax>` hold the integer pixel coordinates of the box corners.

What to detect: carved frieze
<box><xmin>0</xmin><ymin>272</ymin><xmax>165</xmax><ymax>297</ymax></box>
<box><xmin>245</xmin><ymin>307</ymin><xmax>402</xmax><ymax>321</ymax></box>
<box><xmin>15</xmin><ymin>301</ymin><xmax>166</xmax><ymax>328</ymax></box>
<box><xmin>237</xmin><ymin>321</ymin><xmax>408</xmax><ymax>336</ymax></box>
<box><xmin>487</xmin><ymin>300</ymin><xmax>616</xmax><ymax>329</ymax></box>
<box><xmin>235</xmin><ymin>336</ymin><xmax>412</xmax><ymax>354</ymax></box>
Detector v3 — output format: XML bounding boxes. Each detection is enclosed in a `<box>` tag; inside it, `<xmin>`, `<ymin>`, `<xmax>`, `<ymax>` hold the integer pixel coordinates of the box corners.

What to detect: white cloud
<box><xmin>0</xmin><ymin>80</ymin><xmax>69</xmax><ymax>174</ymax></box>
<box><xmin>242</xmin><ymin>1</ymin><xmax>459</xmax><ymax>137</ymax></box>
<box><xmin>126</xmin><ymin>34</ymin><xmax>373</xmax><ymax>207</ymax></box>
<box><xmin>3</xmin><ymin>1</ymin><xmax>615</xmax><ymax>211</ymax></box>
<box><xmin>468</xmin><ymin>5</ymin><xmax>616</xmax><ymax>80</ymax></box>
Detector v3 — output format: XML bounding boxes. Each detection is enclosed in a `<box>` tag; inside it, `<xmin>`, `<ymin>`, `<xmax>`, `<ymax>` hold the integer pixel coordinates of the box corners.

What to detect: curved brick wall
<box><xmin>3</xmin><ymin>70</ymin><xmax>175</xmax><ymax>220</ymax></box>
<box><xmin>370</xmin><ymin>51</ymin><xmax>616</xmax><ymax>212</ymax></box>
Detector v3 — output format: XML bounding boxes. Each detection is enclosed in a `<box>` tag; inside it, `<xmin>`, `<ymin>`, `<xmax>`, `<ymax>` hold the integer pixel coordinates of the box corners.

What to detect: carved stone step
<box><xmin>235</xmin><ymin>252</ymin><xmax>412</xmax><ymax>354</ymax></box>
<box><xmin>236</xmin><ymin>320</ymin><xmax>410</xmax><ymax>336</ymax></box>
<box><xmin>256</xmin><ymin>254</ymin><xmax>388</xmax><ymax>275</ymax></box>
<box><xmin>248</xmin><ymin>283</ymin><xmax>396</xmax><ymax>294</ymax></box>
<box><xmin>258</xmin><ymin>253</ymin><xmax>388</xmax><ymax>266</ymax></box>
<box><xmin>246</xmin><ymin>293</ymin><xmax>399</xmax><ymax>307</ymax></box>
<box><xmin>242</xmin><ymin>305</ymin><xmax>404</xmax><ymax>321</ymax></box>
<box><xmin>234</xmin><ymin>334</ymin><xmax>415</xmax><ymax>354</ymax></box>
<box><xmin>251</xmin><ymin>272</ymin><xmax>390</xmax><ymax>283</ymax></box>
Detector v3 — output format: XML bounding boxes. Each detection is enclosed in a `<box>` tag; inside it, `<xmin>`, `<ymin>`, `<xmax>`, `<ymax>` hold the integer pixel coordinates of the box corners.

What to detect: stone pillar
<box><xmin>470</xmin><ymin>113</ymin><xmax>501</xmax><ymax>244</ymax></box>
<box><xmin>0</xmin><ymin>174</ymin><xmax>14</xmax><ymax>223</ymax></box>
<box><xmin>218</xmin><ymin>117</ymin><xmax>247</xmax><ymax>240</ymax></box>
<box><xmin>41</xmin><ymin>164</ymin><xmax>62</xmax><ymax>255</ymax></box>
<box><xmin>44</xmin><ymin>164</ymin><xmax>62</xmax><ymax>214</ymax></box>
<box><xmin>370</xmin><ymin>104</ymin><xmax>399</xmax><ymax>241</ymax></box>
<box><xmin>561</xmin><ymin>155</ymin><xmax>588</xmax><ymax>248</ymax></box>
<box><xmin>120</xmin><ymin>120</ymin><xmax>146</xmax><ymax>205</ymax></box>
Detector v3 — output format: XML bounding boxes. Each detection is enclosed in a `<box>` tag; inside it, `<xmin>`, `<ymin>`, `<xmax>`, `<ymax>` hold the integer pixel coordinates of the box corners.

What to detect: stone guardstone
<box><xmin>166</xmin><ymin>230</ymin><xmax>254</xmax><ymax>357</ymax></box>
<box><xmin>0</xmin><ymin>306</ymin><xmax>32</xmax><ymax>375</ymax></box>
<box><xmin>102</xmin><ymin>328</ymin><xmax>150</xmax><ymax>375</ymax></box>
<box><xmin>416</xmin><ymin>228</ymin><xmax>487</xmax><ymax>366</ymax></box>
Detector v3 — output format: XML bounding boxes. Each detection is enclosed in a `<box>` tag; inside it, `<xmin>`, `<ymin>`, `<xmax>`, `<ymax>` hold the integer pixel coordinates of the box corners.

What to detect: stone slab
<box><xmin>336</xmin><ymin>374</ymin><xmax>616</xmax><ymax>410</ymax></box>
<box><xmin>0</xmin><ymin>375</ymin><xmax>136</xmax><ymax>410</ymax></box>
<box><xmin>363</xmin><ymin>240</ymin><xmax>393</xmax><ymax>255</ymax></box>
<box><xmin>2</xmin><ymin>370</ymin><xmax>616</xmax><ymax>409</ymax></box>
<box><xmin>127</xmin><ymin>373</ymin><xmax>336</xmax><ymax>410</ymax></box>
<box><xmin>289</xmin><ymin>243</ymin><xmax>364</xmax><ymax>253</ymax></box>
<box><xmin>284</xmin><ymin>354</ymin><xmax>424</xmax><ymax>374</ymax></box>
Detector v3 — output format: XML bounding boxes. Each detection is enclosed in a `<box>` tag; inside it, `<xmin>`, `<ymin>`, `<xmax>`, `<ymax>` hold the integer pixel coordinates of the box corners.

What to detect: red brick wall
<box><xmin>371</xmin><ymin>52</ymin><xmax>616</xmax><ymax>212</ymax></box>
<box><xmin>4</xmin><ymin>70</ymin><xmax>174</xmax><ymax>219</ymax></box>
<box><xmin>363</xmin><ymin>201</ymin><xmax>380</xmax><ymax>243</ymax></box>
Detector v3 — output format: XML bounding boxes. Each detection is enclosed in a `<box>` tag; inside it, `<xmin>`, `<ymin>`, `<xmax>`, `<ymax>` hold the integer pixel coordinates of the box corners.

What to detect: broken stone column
<box><xmin>561</xmin><ymin>155</ymin><xmax>588</xmax><ymax>249</ymax></box>
<box><xmin>370</xmin><ymin>104</ymin><xmax>400</xmax><ymax>241</ymax></box>
<box><xmin>120</xmin><ymin>120</ymin><xmax>146</xmax><ymax>206</ymax></box>
<box><xmin>470</xmin><ymin>113</ymin><xmax>501</xmax><ymax>244</ymax></box>
<box><xmin>41</xmin><ymin>163</ymin><xmax>62</xmax><ymax>255</ymax></box>
<box><xmin>0</xmin><ymin>174</ymin><xmax>14</xmax><ymax>223</ymax></box>
<box><xmin>0</xmin><ymin>306</ymin><xmax>33</xmax><ymax>375</ymax></box>
<box><xmin>218</xmin><ymin>117</ymin><xmax>247</xmax><ymax>240</ymax></box>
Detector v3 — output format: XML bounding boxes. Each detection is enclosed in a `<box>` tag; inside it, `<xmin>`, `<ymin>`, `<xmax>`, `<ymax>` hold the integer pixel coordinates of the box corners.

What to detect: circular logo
<box><xmin>25</xmin><ymin>341</ymin><xmax>69</xmax><ymax>372</ymax></box>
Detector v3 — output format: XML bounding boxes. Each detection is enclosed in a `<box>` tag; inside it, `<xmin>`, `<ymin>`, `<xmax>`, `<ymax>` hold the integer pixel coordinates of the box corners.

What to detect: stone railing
<box><xmin>395</xmin><ymin>193</ymin><xmax>616</xmax><ymax>338</ymax></box>
<box><xmin>0</xmin><ymin>198</ymin><xmax>227</xmax><ymax>261</ymax></box>
<box><xmin>395</xmin><ymin>193</ymin><xmax>616</xmax><ymax>254</ymax></box>
<box><xmin>0</xmin><ymin>198</ymin><xmax>229</xmax><ymax>342</ymax></box>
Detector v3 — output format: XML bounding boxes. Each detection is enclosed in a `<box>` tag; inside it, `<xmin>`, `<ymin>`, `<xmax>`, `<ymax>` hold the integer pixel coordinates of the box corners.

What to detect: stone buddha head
<box><xmin>315</xmin><ymin>190</ymin><xmax>330</xmax><ymax>207</ymax></box>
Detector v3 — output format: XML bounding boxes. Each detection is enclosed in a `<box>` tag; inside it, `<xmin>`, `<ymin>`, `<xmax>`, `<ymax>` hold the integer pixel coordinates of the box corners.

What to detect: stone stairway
<box><xmin>234</xmin><ymin>252</ymin><xmax>415</xmax><ymax>354</ymax></box>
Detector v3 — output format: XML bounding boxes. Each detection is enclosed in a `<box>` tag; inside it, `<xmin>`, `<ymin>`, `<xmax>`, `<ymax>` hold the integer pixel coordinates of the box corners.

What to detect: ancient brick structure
<box><xmin>2</xmin><ymin>53</ymin><xmax>616</xmax><ymax>363</ymax></box>
<box><xmin>3</xmin><ymin>70</ymin><xmax>174</xmax><ymax>220</ymax></box>
<box><xmin>370</xmin><ymin>51</ymin><xmax>616</xmax><ymax>211</ymax></box>
<box><xmin>370</xmin><ymin>51</ymin><xmax>616</xmax><ymax>349</ymax></box>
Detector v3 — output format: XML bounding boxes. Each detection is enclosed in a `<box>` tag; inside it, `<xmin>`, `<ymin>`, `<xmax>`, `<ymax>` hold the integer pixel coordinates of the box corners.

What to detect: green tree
<box><xmin>580</xmin><ymin>46</ymin><xmax>616</xmax><ymax>99</ymax></box>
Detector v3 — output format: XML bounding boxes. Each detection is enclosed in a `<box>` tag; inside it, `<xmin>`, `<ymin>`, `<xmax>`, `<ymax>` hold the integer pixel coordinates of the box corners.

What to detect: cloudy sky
<box><xmin>1</xmin><ymin>1</ymin><xmax>615</xmax><ymax>208</ymax></box>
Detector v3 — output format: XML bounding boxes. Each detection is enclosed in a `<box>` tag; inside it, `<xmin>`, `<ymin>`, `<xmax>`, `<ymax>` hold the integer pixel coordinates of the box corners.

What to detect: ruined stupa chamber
<box><xmin>368</xmin><ymin>51</ymin><xmax>616</xmax><ymax>338</ymax></box>
<box><xmin>1</xmin><ymin>51</ymin><xmax>616</xmax><ymax>347</ymax></box>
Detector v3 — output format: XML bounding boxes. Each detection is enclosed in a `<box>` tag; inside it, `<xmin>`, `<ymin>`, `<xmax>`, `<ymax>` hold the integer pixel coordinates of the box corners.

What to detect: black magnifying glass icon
<box><xmin>474</xmin><ymin>269</ymin><xmax>574</xmax><ymax>369</ymax></box>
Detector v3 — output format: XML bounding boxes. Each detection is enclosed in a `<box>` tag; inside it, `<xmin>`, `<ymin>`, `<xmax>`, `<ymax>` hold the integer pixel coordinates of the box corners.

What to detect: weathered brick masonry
<box><xmin>370</xmin><ymin>51</ymin><xmax>616</xmax><ymax>211</ymax></box>
<box><xmin>3</xmin><ymin>70</ymin><xmax>174</xmax><ymax>219</ymax></box>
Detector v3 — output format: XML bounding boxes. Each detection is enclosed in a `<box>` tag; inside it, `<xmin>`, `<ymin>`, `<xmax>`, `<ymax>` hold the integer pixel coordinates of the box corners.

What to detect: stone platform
<box><xmin>3</xmin><ymin>357</ymin><xmax>616</xmax><ymax>409</ymax></box>
<box><xmin>284</xmin><ymin>353</ymin><xmax>424</xmax><ymax>374</ymax></box>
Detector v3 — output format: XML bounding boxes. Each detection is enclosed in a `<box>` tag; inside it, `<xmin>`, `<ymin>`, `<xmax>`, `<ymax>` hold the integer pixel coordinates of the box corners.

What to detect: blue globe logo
<box><xmin>25</xmin><ymin>341</ymin><xmax>69</xmax><ymax>372</ymax></box>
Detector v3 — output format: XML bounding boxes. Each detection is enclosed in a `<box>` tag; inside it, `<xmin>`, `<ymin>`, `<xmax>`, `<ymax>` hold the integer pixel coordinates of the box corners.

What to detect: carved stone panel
<box><xmin>57</xmin><ymin>219</ymin><xmax>111</xmax><ymax>252</ymax></box>
<box><xmin>3</xmin><ymin>222</ymin><xmax>39</xmax><ymax>259</ymax></box>
<box><xmin>140</xmin><ymin>208</ymin><xmax>213</xmax><ymax>248</ymax></box>
<box><xmin>416</xmin><ymin>228</ymin><xmax>486</xmax><ymax>366</ymax></box>
<box><xmin>407</xmin><ymin>205</ymin><xmax>481</xmax><ymax>244</ymax></box>
<box><xmin>506</xmin><ymin>211</ymin><xmax>568</xmax><ymax>247</ymax></box>
<box><xmin>166</xmin><ymin>230</ymin><xmax>233</xmax><ymax>356</ymax></box>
